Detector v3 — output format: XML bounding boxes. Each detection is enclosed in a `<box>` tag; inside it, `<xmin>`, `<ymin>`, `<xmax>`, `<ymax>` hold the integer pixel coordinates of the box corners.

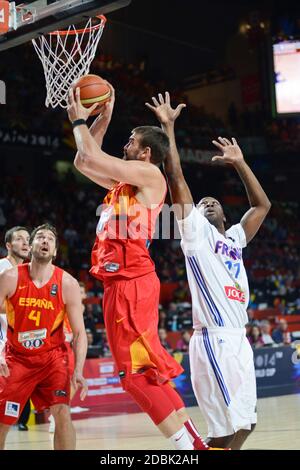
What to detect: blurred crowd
<box><xmin>1</xmin><ymin>48</ymin><xmax>300</xmax><ymax>156</ymax></box>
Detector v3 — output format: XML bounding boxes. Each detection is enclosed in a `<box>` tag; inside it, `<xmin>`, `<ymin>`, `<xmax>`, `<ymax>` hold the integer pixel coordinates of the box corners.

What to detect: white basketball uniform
<box><xmin>177</xmin><ymin>206</ymin><xmax>257</xmax><ymax>438</ymax></box>
<box><xmin>0</xmin><ymin>258</ymin><xmax>13</xmax><ymax>352</ymax></box>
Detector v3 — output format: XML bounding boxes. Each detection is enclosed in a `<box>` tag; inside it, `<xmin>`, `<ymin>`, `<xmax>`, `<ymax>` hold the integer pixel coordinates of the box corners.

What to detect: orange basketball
<box><xmin>71</xmin><ymin>74</ymin><xmax>111</xmax><ymax>116</ymax></box>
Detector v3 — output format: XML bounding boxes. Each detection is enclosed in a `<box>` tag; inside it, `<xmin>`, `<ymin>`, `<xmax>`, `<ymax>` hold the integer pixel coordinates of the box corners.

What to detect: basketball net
<box><xmin>32</xmin><ymin>15</ymin><xmax>106</xmax><ymax>109</ymax></box>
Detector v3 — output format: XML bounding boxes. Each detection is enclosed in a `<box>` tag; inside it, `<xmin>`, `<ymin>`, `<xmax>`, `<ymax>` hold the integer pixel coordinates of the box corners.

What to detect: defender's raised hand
<box><xmin>145</xmin><ymin>92</ymin><xmax>186</xmax><ymax>125</ymax></box>
<box><xmin>212</xmin><ymin>137</ymin><xmax>244</xmax><ymax>166</ymax></box>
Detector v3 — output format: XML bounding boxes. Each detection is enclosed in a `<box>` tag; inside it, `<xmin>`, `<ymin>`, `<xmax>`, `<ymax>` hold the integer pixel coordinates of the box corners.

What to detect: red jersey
<box><xmin>5</xmin><ymin>264</ymin><xmax>66</xmax><ymax>356</ymax></box>
<box><xmin>90</xmin><ymin>182</ymin><xmax>166</xmax><ymax>281</ymax></box>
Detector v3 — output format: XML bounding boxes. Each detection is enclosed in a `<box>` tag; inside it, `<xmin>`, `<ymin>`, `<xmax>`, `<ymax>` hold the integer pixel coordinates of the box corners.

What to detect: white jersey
<box><xmin>177</xmin><ymin>206</ymin><xmax>249</xmax><ymax>329</ymax></box>
<box><xmin>0</xmin><ymin>257</ymin><xmax>13</xmax><ymax>349</ymax></box>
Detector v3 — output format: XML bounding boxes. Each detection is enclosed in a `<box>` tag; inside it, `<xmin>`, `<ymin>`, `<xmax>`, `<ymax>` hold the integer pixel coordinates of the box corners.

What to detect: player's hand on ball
<box><xmin>212</xmin><ymin>137</ymin><xmax>244</xmax><ymax>166</ymax></box>
<box><xmin>67</xmin><ymin>87</ymin><xmax>99</xmax><ymax>122</ymax></box>
<box><xmin>146</xmin><ymin>91</ymin><xmax>186</xmax><ymax>125</ymax></box>
<box><xmin>94</xmin><ymin>82</ymin><xmax>116</xmax><ymax>124</ymax></box>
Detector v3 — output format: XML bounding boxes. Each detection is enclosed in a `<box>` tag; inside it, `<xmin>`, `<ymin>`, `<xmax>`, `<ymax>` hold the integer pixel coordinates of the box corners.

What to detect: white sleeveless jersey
<box><xmin>0</xmin><ymin>258</ymin><xmax>13</xmax><ymax>348</ymax></box>
<box><xmin>177</xmin><ymin>206</ymin><xmax>249</xmax><ymax>329</ymax></box>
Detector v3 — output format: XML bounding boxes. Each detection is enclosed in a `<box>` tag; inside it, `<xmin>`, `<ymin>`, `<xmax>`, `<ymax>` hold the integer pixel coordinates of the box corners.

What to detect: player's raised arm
<box><xmin>212</xmin><ymin>137</ymin><xmax>271</xmax><ymax>243</ymax></box>
<box><xmin>68</xmin><ymin>87</ymin><xmax>163</xmax><ymax>191</ymax></box>
<box><xmin>146</xmin><ymin>92</ymin><xmax>193</xmax><ymax>220</ymax></box>
<box><xmin>62</xmin><ymin>273</ymin><xmax>88</xmax><ymax>400</ymax></box>
<box><xmin>73</xmin><ymin>82</ymin><xmax>118</xmax><ymax>189</ymax></box>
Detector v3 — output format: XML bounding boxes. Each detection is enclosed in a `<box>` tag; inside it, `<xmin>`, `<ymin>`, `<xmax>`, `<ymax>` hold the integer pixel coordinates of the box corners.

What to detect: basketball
<box><xmin>71</xmin><ymin>74</ymin><xmax>111</xmax><ymax>116</ymax></box>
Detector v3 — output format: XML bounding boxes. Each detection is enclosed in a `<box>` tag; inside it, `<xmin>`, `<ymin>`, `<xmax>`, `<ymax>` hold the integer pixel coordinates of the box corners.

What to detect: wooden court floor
<box><xmin>5</xmin><ymin>394</ymin><xmax>300</xmax><ymax>450</ymax></box>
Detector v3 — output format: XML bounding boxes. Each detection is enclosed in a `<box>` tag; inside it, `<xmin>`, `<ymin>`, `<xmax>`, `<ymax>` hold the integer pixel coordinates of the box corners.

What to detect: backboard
<box><xmin>0</xmin><ymin>0</ymin><xmax>131</xmax><ymax>50</ymax></box>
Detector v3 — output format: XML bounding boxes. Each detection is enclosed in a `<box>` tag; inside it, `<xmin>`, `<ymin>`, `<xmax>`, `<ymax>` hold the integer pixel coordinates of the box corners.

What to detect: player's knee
<box><xmin>238</xmin><ymin>424</ymin><xmax>256</xmax><ymax>438</ymax></box>
<box><xmin>208</xmin><ymin>434</ymin><xmax>234</xmax><ymax>448</ymax></box>
<box><xmin>250</xmin><ymin>423</ymin><xmax>256</xmax><ymax>434</ymax></box>
<box><xmin>0</xmin><ymin>422</ymin><xmax>11</xmax><ymax>448</ymax></box>
<box><xmin>50</xmin><ymin>404</ymin><xmax>71</xmax><ymax>422</ymax></box>
<box><xmin>0</xmin><ymin>422</ymin><xmax>10</xmax><ymax>435</ymax></box>
<box><xmin>121</xmin><ymin>374</ymin><xmax>175</xmax><ymax>425</ymax></box>
<box><xmin>122</xmin><ymin>374</ymin><xmax>152</xmax><ymax>412</ymax></box>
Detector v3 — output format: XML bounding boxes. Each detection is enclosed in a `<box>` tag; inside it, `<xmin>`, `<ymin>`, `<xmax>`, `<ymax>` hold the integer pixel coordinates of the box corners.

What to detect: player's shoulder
<box><xmin>226</xmin><ymin>223</ymin><xmax>247</xmax><ymax>247</ymax></box>
<box><xmin>0</xmin><ymin>257</ymin><xmax>14</xmax><ymax>272</ymax></box>
<box><xmin>0</xmin><ymin>266</ymin><xmax>18</xmax><ymax>296</ymax></box>
<box><xmin>0</xmin><ymin>264</ymin><xmax>18</xmax><ymax>279</ymax></box>
<box><xmin>61</xmin><ymin>270</ymin><xmax>79</xmax><ymax>289</ymax></box>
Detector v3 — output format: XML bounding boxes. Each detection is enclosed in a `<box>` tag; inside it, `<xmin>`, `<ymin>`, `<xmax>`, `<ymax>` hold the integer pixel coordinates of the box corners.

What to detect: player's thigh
<box><xmin>32</xmin><ymin>347</ymin><xmax>71</xmax><ymax>410</ymax></box>
<box><xmin>0</xmin><ymin>359</ymin><xmax>36</xmax><ymax>425</ymax></box>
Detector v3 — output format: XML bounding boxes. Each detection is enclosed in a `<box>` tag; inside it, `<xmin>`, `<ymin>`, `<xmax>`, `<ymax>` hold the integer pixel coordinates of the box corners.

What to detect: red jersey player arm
<box><xmin>74</xmin><ymin>127</ymin><xmax>162</xmax><ymax>189</ymax></box>
<box><xmin>74</xmin><ymin>90</ymin><xmax>118</xmax><ymax>190</ymax></box>
<box><xmin>145</xmin><ymin>92</ymin><xmax>193</xmax><ymax>220</ymax></box>
<box><xmin>62</xmin><ymin>273</ymin><xmax>88</xmax><ymax>400</ymax></box>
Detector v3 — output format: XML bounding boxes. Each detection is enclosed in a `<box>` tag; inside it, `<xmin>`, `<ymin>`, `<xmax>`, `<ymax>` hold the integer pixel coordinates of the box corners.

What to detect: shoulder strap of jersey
<box><xmin>17</xmin><ymin>263</ymin><xmax>29</xmax><ymax>287</ymax></box>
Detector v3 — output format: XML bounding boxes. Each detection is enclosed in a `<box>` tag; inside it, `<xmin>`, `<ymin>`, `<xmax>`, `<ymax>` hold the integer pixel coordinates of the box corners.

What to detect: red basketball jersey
<box><xmin>90</xmin><ymin>181</ymin><xmax>166</xmax><ymax>281</ymax></box>
<box><xmin>5</xmin><ymin>264</ymin><xmax>66</xmax><ymax>356</ymax></box>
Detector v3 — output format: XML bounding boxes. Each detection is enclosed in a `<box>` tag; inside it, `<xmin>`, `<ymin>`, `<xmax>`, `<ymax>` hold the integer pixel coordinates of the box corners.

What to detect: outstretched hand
<box><xmin>145</xmin><ymin>91</ymin><xmax>186</xmax><ymax>125</ymax></box>
<box><xmin>212</xmin><ymin>137</ymin><xmax>244</xmax><ymax>166</ymax></box>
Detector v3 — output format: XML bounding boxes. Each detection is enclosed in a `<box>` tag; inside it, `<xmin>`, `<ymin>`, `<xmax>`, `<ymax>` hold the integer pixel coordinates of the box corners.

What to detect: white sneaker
<box><xmin>48</xmin><ymin>415</ymin><xmax>55</xmax><ymax>433</ymax></box>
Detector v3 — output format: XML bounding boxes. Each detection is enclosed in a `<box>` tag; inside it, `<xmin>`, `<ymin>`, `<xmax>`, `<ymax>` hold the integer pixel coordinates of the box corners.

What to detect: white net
<box><xmin>32</xmin><ymin>16</ymin><xmax>106</xmax><ymax>109</ymax></box>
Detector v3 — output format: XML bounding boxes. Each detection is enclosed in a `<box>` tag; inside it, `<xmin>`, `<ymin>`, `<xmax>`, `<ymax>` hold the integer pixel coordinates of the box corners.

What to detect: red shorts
<box><xmin>103</xmin><ymin>271</ymin><xmax>183</xmax><ymax>384</ymax></box>
<box><xmin>65</xmin><ymin>341</ymin><xmax>75</xmax><ymax>377</ymax></box>
<box><xmin>0</xmin><ymin>343</ymin><xmax>71</xmax><ymax>425</ymax></box>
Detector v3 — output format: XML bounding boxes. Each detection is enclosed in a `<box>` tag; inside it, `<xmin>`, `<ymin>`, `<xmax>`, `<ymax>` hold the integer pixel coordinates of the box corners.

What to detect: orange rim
<box><xmin>49</xmin><ymin>15</ymin><xmax>106</xmax><ymax>36</ymax></box>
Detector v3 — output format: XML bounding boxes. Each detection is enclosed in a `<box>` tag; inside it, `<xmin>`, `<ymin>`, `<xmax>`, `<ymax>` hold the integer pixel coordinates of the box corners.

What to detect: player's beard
<box><xmin>123</xmin><ymin>152</ymin><xmax>139</xmax><ymax>161</ymax></box>
<box><xmin>32</xmin><ymin>250</ymin><xmax>54</xmax><ymax>264</ymax></box>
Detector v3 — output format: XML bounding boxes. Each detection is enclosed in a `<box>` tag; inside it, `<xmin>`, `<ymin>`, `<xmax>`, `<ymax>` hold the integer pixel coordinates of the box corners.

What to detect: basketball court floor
<box><xmin>5</xmin><ymin>394</ymin><xmax>300</xmax><ymax>450</ymax></box>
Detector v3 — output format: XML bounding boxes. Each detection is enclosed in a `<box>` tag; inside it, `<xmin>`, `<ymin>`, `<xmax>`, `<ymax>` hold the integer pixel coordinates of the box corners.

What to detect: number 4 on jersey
<box><xmin>28</xmin><ymin>310</ymin><xmax>41</xmax><ymax>327</ymax></box>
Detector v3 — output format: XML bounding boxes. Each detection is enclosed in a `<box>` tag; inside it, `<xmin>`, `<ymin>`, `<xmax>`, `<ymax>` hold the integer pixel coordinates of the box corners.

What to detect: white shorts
<box><xmin>190</xmin><ymin>326</ymin><xmax>257</xmax><ymax>438</ymax></box>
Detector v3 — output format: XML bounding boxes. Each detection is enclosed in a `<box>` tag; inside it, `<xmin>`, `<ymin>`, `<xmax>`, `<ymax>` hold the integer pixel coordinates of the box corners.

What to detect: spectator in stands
<box><xmin>158</xmin><ymin>308</ymin><xmax>168</xmax><ymax>330</ymax></box>
<box><xmin>272</xmin><ymin>319</ymin><xmax>293</xmax><ymax>345</ymax></box>
<box><xmin>158</xmin><ymin>328</ymin><xmax>173</xmax><ymax>353</ymax></box>
<box><xmin>175</xmin><ymin>330</ymin><xmax>191</xmax><ymax>353</ymax></box>
<box><xmin>100</xmin><ymin>329</ymin><xmax>111</xmax><ymax>357</ymax></box>
<box><xmin>83</xmin><ymin>303</ymin><xmax>98</xmax><ymax>337</ymax></box>
<box><xmin>168</xmin><ymin>302</ymin><xmax>180</xmax><ymax>331</ymax></box>
<box><xmin>173</xmin><ymin>280</ymin><xmax>189</xmax><ymax>303</ymax></box>
<box><xmin>86</xmin><ymin>329</ymin><xmax>95</xmax><ymax>346</ymax></box>
<box><xmin>245</xmin><ymin>322</ymin><xmax>252</xmax><ymax>337</ymax></box>
<box><xmin>86</xmin><ymin>328</ymin><xmax>101</xmax><ymax>358</ymax></box>
<box><xmin>247</xmin><ymin>308</ymin><xmax>260</xmax><ymax>326</ymax></box>
<box><xmin>260</xmin><ymin>320</ymin><xmax>275</xmax><ymax>347</ymax></box>
<box><xmin>248</xmin><ymin>325</ymin><xmax>264</xmax><ymax>349</ymax></box>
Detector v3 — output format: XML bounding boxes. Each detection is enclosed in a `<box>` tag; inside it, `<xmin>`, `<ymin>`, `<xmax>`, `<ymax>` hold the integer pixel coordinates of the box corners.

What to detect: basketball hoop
<box><xmin>32</xmin><ymin>15</ymin><xmax>106</xmax><ymax>109</ymax></box>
